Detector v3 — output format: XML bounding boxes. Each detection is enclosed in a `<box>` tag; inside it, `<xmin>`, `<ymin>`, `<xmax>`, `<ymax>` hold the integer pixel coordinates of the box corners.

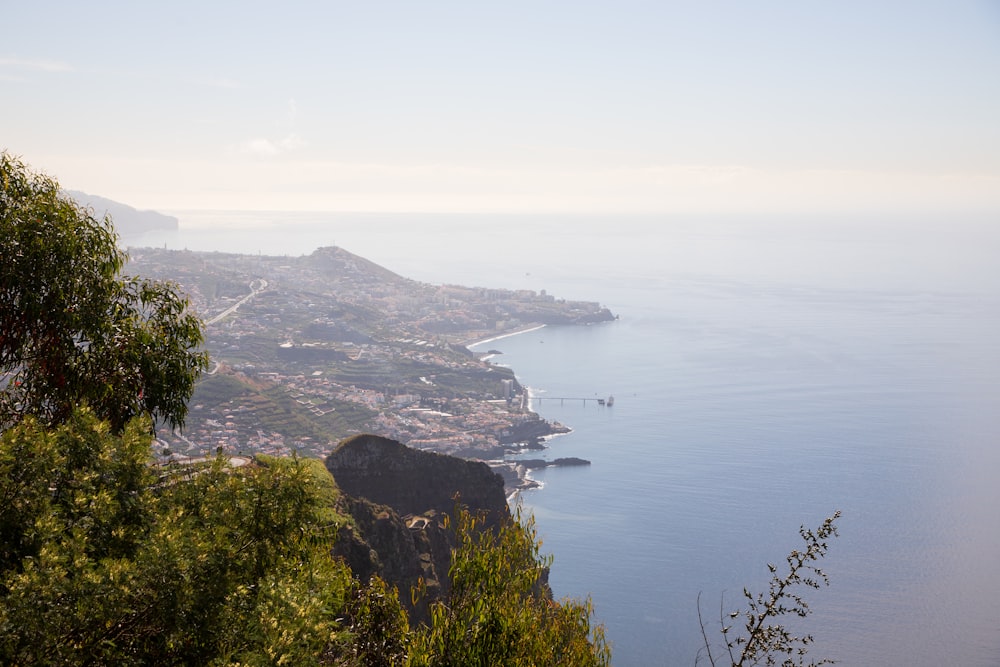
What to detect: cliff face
<box><xmin>326</xmin><ymin>434</ymin><xmax>511</xmax><ymax>624</ymax></box>
<box><xmin>332</xmin><ymin>496</ymin><xmax>453</xmax><ymax>624</ymax></box>
<box><xmin>326</xmin><ymin>434</ymin><xmax>508</xmax><ymax>526</ymax></box>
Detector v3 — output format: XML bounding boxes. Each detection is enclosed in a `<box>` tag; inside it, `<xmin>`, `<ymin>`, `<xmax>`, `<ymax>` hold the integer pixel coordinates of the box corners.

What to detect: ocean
<box><xmin>123</xmin><ymin>211</ymin><xmax>1000</xmax><ymax>666</ymax></box>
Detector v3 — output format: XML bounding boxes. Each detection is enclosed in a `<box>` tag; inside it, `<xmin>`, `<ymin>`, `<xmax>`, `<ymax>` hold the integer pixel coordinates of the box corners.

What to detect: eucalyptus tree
<box><xmin>0</xmin><ymin>151</ymin><xmax>207</xmax><ymax>432</ymax></box>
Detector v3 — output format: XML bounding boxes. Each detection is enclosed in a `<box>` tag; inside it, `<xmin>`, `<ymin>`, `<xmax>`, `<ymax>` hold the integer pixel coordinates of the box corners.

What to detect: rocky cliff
<box><xmin>327</xmin><ymin>433</ymin><xmax>508</xmax><ymax>526</ymax></box>
<box><xmin>326</xmin><ymin>434</ymin><xmax>511</xmax><ymax>624</ymax></box>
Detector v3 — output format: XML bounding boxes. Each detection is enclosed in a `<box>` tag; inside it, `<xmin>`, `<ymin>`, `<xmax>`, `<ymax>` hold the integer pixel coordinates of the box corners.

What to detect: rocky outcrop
<box><xmin>326</xmin><ymin>433</ymin><xmax>508</xmax><ymax>527</ymax></box>
<box><xmin>498</xmin><ymin>418</ymin><xmax>571</xmax><ymax>449</ymax></box>
<box><xmin>333</xmin><ymin>496</ymin><xmax>452</xmax><ymax>624</ymax></box>
<box><xmin>326</xmin><ymin>434</ymin><xmax>512</xmax><ymax>624</ymax></box>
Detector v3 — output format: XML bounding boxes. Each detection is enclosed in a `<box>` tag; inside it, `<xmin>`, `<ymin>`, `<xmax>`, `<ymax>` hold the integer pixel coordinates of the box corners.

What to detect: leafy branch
<box><xmin>698</xmin><ymin>511</ymin><xmax>841</xmax><ymax>667</ymax></box>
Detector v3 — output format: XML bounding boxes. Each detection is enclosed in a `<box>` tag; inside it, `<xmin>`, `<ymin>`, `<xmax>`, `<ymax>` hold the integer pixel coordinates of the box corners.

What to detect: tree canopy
<box><xmin>0</xmin><ymin>408</ymin><xmax>606</xmax><ymax>666</ymax></box>
<box><xmin>0</xmin><ymin>410</ymin><xmax>387</xmax><ymax>665</ymax></box>
<box><xmin>0</xmin><ymin>151</ymin><xmax>207</xmax><ymax>432</ymax></box>
<box><xmin>409</xmin><ymin>505</ymin><xmax>610</xmax><ymax>667</ymax></box>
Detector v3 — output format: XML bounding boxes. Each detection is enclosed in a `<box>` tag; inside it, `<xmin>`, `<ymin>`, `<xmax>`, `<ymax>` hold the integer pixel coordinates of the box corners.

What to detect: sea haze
<box><xmin>124</xmin><ymin>212</ymin><xmax>1000</xmax><ymax>666</ymax></box>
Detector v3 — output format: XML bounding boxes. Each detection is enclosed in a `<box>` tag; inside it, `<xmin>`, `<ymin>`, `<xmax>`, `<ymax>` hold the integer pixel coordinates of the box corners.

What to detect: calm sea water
<box><xmin>125</xmin><ymin>212</ymin><xmax>1000</xmax><ymax>666</ymax></box>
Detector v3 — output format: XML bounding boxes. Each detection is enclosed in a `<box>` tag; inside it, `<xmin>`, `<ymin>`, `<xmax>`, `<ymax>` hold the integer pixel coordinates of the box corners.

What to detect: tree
<box><xmin>0</xmin><ymin>407</ymin><xmax>155</xmax><ymax>579</ymax></box>
<box><xmin>0</xmin><ymin>151</ymin><xmax>207</xmax><ymax>432</ymax></box>
<box><xmin>409</xmin><ymin>504</ymin><xmax>611</xmax><ymax>667</ymax></box>
<box><xmin>0</xmin><ymin>418</ymin><xmax>378</xmax><ymax>665</ymax></box>
<box><xmin>698</xmin><ymin>511</ymin><xmax>841</xmax><ymax>667</ymax></box>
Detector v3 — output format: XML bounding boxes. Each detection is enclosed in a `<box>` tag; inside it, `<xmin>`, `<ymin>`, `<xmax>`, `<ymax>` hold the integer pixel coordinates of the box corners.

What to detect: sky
<box><xmin>3</xmin><ymin>1</ymin><xmax>1000</xmax><ymax>216</ymax></box>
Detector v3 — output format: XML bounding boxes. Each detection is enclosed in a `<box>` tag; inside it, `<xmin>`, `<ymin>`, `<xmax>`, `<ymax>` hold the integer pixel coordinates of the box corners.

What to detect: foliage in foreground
<box><xmin>0</xmin><ymin>409</ymin><xmax>366</xmax><ymax>665</ymax></box>
<box><xmin>698</xmin><ymin>511</ymin><xmax>842</xmax><ymax>667</ymax></box>
<box><xmin>409</xmin><ymin>505</ymin><xmax>611</xmax><ymax>667</ymax></box>
<box><xmin>0</xmin><ymin>408</ymin><xmax>607</xmax><ymax>666</ymax></box>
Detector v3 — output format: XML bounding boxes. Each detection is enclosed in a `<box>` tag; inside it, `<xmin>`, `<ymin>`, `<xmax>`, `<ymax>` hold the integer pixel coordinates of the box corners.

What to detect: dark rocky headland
<box><xmin>326</xmin><ymin>433</ymin><xmax>527</xmax><ymax>623</ymax></box>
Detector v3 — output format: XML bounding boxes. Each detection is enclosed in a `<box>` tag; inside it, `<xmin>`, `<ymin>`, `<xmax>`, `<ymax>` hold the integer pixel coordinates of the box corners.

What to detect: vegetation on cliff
<box><xmin>0</xmin><ymin>407</ymin><xmax>607</xmax><ymax>665</ymax></box>
<box><xmin>0</xmin><ymin>410</ymin><xmax>372</xmax><ymax>664</ymax></box>
<box><xmin>409</xmin><ymin>505</ymin><xmax>610</xmax><ymax>666</ymax></box>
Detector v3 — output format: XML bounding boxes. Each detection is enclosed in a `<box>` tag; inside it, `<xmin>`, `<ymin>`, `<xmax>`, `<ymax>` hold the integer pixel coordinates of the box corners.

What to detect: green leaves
<box><xmin>0</xmin><ymin>414</ymin><xmax>372</xmax><ymax>665</ymax></box>
<box><xmin>1</xmin><ymin>406</ymin><xmax>612</xmax><ymax>665</ymax></box>
<box><xmin>1</xmin><ymin>152</ymin><xmax>208</xmax><ymax>433</ymax></box>
<box><xmin>0</xmin><ymin>409</ymin><xmax>154</xmax><ymax>576</ymax></box>
<box><xmin>409</xmin><ymin>504</ymin><xmax>610</xmax><ymax>667</ymax></box>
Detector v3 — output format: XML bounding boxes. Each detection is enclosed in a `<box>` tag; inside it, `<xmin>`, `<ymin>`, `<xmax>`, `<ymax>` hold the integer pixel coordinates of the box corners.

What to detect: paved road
<box><xmin>205</xmin><ymin>278</ymin><xmax>267</xmax><ymax>326</ymax></box>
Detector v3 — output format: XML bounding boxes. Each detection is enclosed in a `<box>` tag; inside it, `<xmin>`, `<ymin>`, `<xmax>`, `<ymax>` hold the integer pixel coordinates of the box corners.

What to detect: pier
<box><xmin>532</xmin><ymin>395</ymin><xmax>614</xmax><ymax>407</ymax></box>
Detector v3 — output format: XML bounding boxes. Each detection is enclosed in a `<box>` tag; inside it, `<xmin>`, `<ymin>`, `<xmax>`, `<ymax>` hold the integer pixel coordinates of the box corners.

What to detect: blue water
<box><xmin>125</xmin><ymin>212</ymin><xmax>1000</xmax><ymax>666</ymax></box>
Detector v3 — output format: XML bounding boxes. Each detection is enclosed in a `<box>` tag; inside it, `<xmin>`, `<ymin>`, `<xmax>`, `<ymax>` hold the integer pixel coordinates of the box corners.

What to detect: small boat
<box><xmin>597</xmin><ymin>398</ymin><xmax>605</xmax><ymax>406</ymax></box>
<box><xmin>606</xmin><ymin>395</ymin><xmax>615</xmax><ymax>407</ymax></box>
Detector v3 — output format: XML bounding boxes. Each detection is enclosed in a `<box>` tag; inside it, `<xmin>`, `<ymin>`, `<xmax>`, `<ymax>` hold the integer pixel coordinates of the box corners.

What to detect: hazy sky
<box><xmin>3</xmin><ymin>1</ymin><xmax>1000</xmax><ymax>215</ymax></box>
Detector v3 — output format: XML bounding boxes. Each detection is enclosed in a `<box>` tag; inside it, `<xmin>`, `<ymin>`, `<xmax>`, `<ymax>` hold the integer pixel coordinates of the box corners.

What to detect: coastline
<box><xmin>464</xmin><ymin>323</ymin><xmax>546</xmax><ymax>350</ymax></box>
<box><xmin>490</xmin><ymin>386</ymin><xmax>579</xmax><ymax>496</ymax></box>
<box><xmin>464</xmin><ymin>325</ymin><xmax>586</xmax><ymax>497</ymax></box>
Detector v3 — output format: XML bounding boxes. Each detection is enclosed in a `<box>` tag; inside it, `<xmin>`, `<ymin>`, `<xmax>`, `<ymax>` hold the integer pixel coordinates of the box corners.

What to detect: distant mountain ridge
<box><xmin>64</xmin><ymin>190</ymin><xmax>178</xmax><ymax>235</ymax></box>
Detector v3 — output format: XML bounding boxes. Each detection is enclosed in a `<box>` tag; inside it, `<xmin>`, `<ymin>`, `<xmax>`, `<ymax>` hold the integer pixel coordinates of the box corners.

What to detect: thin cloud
<box><xmin>238</xmin><ymin>133</ymin><xmax>304</xmax><ymax>157</ymax></box>
<box><xmin>0</xmin><ymin>57</ymin><xmax>74</xmax><ymax>72</ymax></box>
<box><xmin>238</xmin><ymin>100</ymin><xmax>305</xmax><ymax>157</ymax></box>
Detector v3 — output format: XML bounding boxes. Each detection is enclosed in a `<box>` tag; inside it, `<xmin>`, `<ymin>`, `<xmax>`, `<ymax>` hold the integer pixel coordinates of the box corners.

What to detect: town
<box><xmin>127</xmin><ymin>245</ymin><xmax>615</xmax><ymax>481</ymax></box>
